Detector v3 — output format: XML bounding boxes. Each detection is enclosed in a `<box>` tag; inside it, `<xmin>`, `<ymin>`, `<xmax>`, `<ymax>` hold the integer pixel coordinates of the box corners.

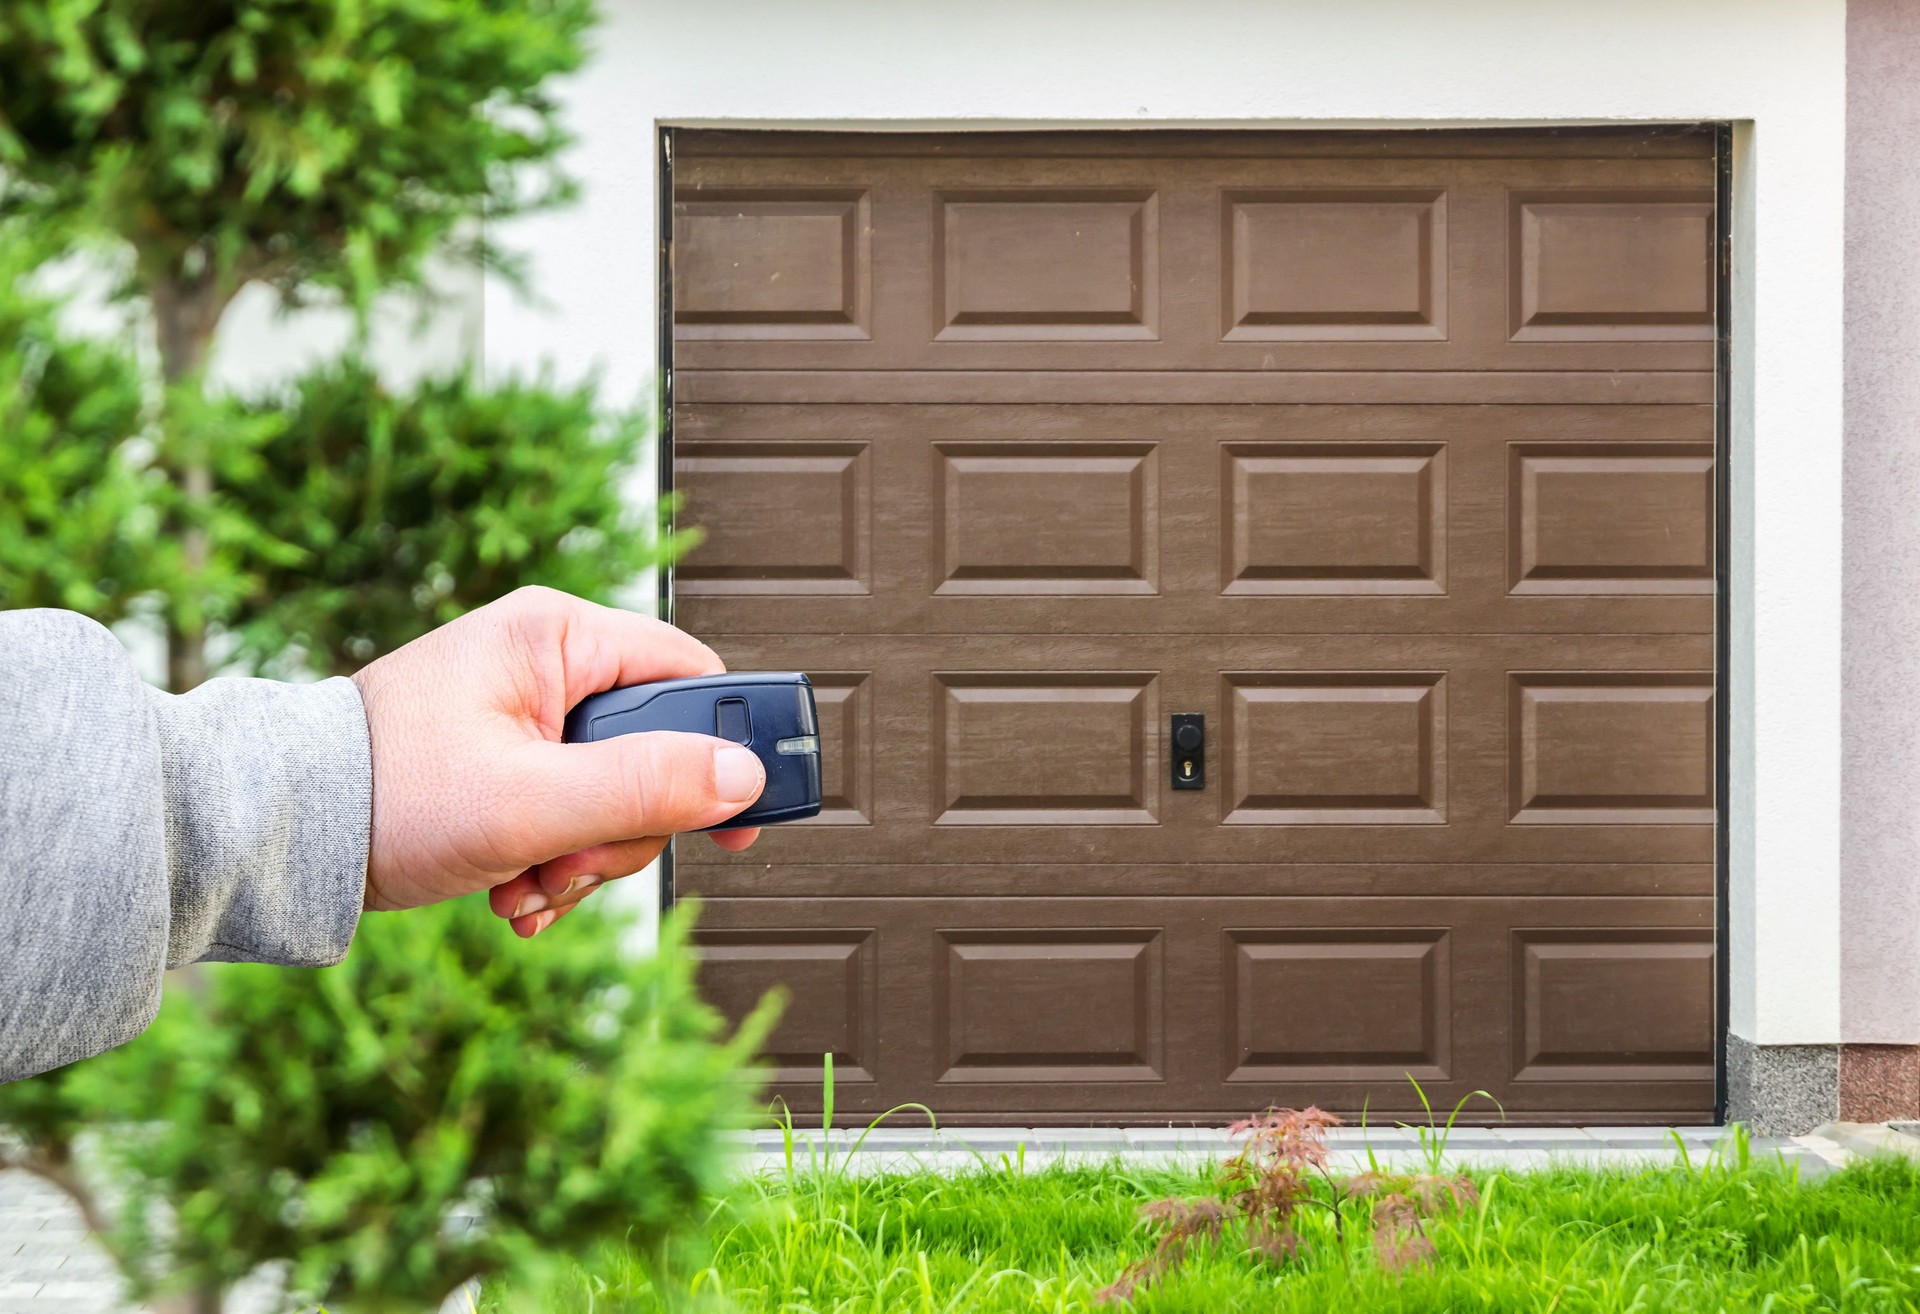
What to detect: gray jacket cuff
<box><xmin>149</xmin><ymin>675</ymin><xmax>370</xmax><ymax>967</ymax></box>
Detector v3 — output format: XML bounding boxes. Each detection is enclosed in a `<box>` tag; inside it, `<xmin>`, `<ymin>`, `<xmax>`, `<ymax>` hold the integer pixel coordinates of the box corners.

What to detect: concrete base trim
<box><xmin>1726</xmin><ymin>1034</ymin><xmax>1840</xmax><ymax>1135</ymax></box>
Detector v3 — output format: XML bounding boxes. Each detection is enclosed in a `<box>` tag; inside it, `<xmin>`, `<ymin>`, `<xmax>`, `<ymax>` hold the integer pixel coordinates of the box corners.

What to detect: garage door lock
<box><xmin>1171</xmin><ymin>713</ymin><xmax>1205</xmax><ymax>790</ymax></box>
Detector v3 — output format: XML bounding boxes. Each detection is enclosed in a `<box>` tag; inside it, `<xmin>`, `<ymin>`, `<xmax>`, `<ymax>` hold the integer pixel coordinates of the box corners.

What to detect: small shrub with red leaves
<box><xmin>1096</xmin><ymin>1107</ymin><xmax>1480</xmax><ymax>1303</ymax></box>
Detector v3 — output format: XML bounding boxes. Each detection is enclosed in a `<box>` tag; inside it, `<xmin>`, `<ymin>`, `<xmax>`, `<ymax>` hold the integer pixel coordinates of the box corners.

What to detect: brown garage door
<box><xmin>669</xmin><ymin>129</ymin><xmax>1719</xmax><ymax>1125</ymax></box>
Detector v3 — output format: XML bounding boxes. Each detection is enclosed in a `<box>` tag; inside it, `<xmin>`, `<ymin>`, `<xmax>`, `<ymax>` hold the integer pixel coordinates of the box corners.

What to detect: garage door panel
<box><xmin>1510</xmin><ymin>928</ymin><xmax>1717</xmax><ymax>1082</ymax></box>
<box><xmin>676</xmin><ymin>137</ymin><xmax>1714</xmax><ymax>375</ymax></box>
<box><xmin>678</xmin><ymin>632</ymin><xmax>1713</xmax><ymax>868</ymax></box>
<box><xmin>689</xmin><ymin>819</ymin><xmax>1712</xmax><ymax>869</ymax></box>
<box><xmin>933</xmin><ymin>189</ymin><xmax>1160</xmax><ymax>340</ymax></box>
<box><xmin>935</xmin><ymin>928</ymin><xmax>1165</xmax><ymax>1082</ymax></box>
<box><xmin>675</xmin><ymin>403</ymin><xmax>1715</xmax><ymax>635</ymax></box>
<box><xmin>1508</xmin><ymin>673</ymin><xmax>1717</xmax><ymax>825</ymax></box>
<box><xmin>683</xmin><ymin>863</ymin><xmax>1716</xmax><ymax>901</ymax></box>
<box><xmin>682</xmin><ymin>595</ymin><xmax>1717</xmax><ymax>638</ymax></box>
<box><xmin>1221</xmin><ymin>672</ymin><xmax>1447</xmax><ymax>825</ymax></box>
<box><xmin>676</xmin><ymin>129</ymin><xmax>1720</xmax><ymax>1124</ymax></box>
<box><xmin>933</xmin><ymin>441</ymin><xmax>1158</xmax><ymax>595</ymax></box>
<box><xmin>1508</xmin><ymin>190</ymin><xmax>1716</xmax><ymax>342</ymax></box>
<box><xmin>1222</xmin><ymin>188</ymin><xmax>1448</xmax><ymax>342</ymax></box>
<box><xmin>933</xmin><ymin>671</ymin><xmax>1158</xmax><ymax>825</ymax></box>
<box><xmin>688</xmin><ymin>895</ymin><xmax>1713</xmax><ymax>1122</ymax></box>
<box><xmin>679</xmin><ymin>370</ymin><xmax>1716</xmax><ymax>407</ymax></box>
<box><xmin>674</xmin><ymin>189</ymin><xmax>872</xmax><ymax>340</ymax></box>
<box><xmin>1222</xmin><ymin>441</ymin><xmax>1446</xmax><ymax>595</ymax></box>
<box><xmin>691</xmin><ymin>927</ymin><xmax>880</xmax><ymax>1084</ymax></box>
<box><xmin>1508</xmin><ymin>443</ymin><xmax>1717</xmax><ymax>595</ymax></box>
<box><xmin>674</xmin><ymin>439</ymin><xmax>871</xmax><ymax>596</ymax></box>
<box><xmin>1225</xmin><ymin>927</ymin><xmax>1452</xmax><ymax>1083</ymax></box>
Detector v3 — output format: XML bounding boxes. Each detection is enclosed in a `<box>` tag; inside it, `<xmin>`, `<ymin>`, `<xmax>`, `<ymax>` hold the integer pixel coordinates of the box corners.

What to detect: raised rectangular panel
<box><xmin>1222</xmin><ymin>443</ymin><xmax>1445</xmax><ymax>595</ymax></box>
<box><xmin>694</xmin><ymin>929</ymin><xmax>877</xmax><ymax>1082</ymax></box>
<box><xmin>934</xmin><ymin>190</ymin><xmax>1159</xmax><ymax>340</ymax></box>
<box><xmin>935</xmin><ymin>929</ymin><xmax>1163</xmax><ymax>1082</ymax></box>
<box><xmin>1509</xmin><ymin>190</ymin><xmax>1714</xmax><ymax>341</ymax></box>
<box><xmin>674</xmin><ymin>190</ymin><xmax>870</xmax><ymax>339</ymax></box>
<box><xmin>1512</xmin><ymin>929</ymin><xmax>1714</xmax><ymax>1081</ymax></box>
<box><xmin>800</xmin><ymin>673</ymin><xmax>871</xmax><ymax>825</ymax></box>
<box><xmin>1226</xmin><ymin>930</ymin><xmax>1450</xmax><ymax>1082</ymax></box>
<box><xmin>675</xmin><ymin>442</ymin><xmax>869</xmax><ymax>595</ymax></box>
<box><xmin>1509</xmin><ymin>444</ymin><xmax>1714</xmax><ymax>595</ymax></box>
<box><xmin>1223</xmin><ymin>189</ymin><xmax>1446</xmax><ymax>341</ymax></box>
<box><xmin>1224</xmin><ymin>673</ymin><xmax>1445</xmax><ymax>824</ymax></box>
<box><xmin>1509</xmin><ymin>674</ymin><xmax>1714</xmax><ymax>824</ymax></box>
<box><xmin>934</xmin><ymin>443</ymin><xmax>1157</xmax><ymax>595</ymax></box>
<box><xmin>935</xmin><ymin>673</ymin><xmax>1156</xmax><ymax>825</ymax></box>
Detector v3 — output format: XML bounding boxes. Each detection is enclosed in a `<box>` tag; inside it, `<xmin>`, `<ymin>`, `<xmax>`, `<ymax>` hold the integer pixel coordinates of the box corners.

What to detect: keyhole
<box><xmin>1182</xmin><ymin>760</ymin><xmax>1194</xmax><ymax>779</ymax></box>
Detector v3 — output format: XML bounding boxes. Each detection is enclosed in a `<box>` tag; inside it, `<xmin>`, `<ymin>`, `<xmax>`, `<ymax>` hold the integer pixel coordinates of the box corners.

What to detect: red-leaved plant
<box><xmin>1096</xmin><ymin>1106</ymin><xmax>1479</xmax><ymax>1303</ymax></box>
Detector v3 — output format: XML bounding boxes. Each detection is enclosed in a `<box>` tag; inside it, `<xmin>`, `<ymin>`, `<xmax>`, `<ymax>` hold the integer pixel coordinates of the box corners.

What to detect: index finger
<box><xmin>553</xmin><ymin>595</ymin><xmax>727</xmax><ymax>708</ymax></box>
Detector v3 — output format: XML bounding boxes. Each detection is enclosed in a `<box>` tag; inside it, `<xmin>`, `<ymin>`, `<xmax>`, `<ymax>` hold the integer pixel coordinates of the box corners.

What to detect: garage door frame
<box><xmin>651</xmin><ymin>121</ymin><xmax>1737</xmax><ymax>1122</ymax></box>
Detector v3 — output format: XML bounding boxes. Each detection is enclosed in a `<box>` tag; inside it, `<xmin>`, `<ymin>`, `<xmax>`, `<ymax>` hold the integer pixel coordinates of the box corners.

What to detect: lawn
<box><xmin>484</xmin><ymin>1147</ymin><xmax>1920</xmax><ymax>1313</ymax></box>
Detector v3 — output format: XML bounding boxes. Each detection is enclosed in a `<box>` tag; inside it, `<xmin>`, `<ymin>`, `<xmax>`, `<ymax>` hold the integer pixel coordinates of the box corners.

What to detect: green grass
<box><xmin>483</xmin><ymin>1151</ymin><xmax>1920</xmax><ymax>1313</ymax></box>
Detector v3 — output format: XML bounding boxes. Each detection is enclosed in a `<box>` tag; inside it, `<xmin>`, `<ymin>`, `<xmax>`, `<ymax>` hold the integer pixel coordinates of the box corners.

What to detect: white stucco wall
<box><xmin>42</xmin><ymin>251</ymin><xmax>482</xmax><ymax>394</ymax></box>
<box><xmin>38</xmin><ymin>253</ymin><xmax>483</xmax><ymax>688</ymax></box>
<box><xmin>482</xmin><ymin>0</ymin><xmax>1850</xmax><ymax>1046</ymax></box>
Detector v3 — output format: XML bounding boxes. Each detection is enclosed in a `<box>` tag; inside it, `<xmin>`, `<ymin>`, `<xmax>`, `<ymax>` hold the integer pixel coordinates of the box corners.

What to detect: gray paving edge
<box><xmin>731</xmin><ymin>1124</ymin><xmax>1847</xmax><ymax>1177</ymax></box>
<box><xmin>1812</xmin><ymin>1121</ymin><xmax>1920</xmax><ymax>1161</ymax></box>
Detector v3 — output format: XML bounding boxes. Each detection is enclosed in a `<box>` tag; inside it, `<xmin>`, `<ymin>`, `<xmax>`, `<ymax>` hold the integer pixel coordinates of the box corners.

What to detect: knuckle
<box><xmin>503</xmin><ymin>584</ymin><xmax>571</xmax><ymax>620</ymax></box>
<box><xmin>622</xmin><ymin>733</ymin><xmax>714</xmax><ymax>829</ymax></box>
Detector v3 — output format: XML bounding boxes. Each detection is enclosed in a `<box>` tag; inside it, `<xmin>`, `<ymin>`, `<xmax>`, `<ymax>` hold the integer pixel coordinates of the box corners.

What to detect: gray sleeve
<box><xmin>0</xmin><ymin>610</ymin><xmax>370</xmax><ymax>1082</ymax></box>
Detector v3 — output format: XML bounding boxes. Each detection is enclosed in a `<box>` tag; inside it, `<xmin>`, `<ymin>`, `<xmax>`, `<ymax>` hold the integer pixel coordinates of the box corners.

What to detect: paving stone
<box><xmin>23</xmin><ymin>1282</ymin><xmax>121</xmax><ymax>1300</ymax></box>
<box><xmin>1551</xmin><ymin>1150</ymin><xmax>1680</xmax><ymax>1169</ymax></box>
<box><xmin>840</xmin><ymin>1126</ymin><xmax>947</xmax><ymax>1145</ymax></box>
<box><xmin>1407</xmin><ymin>1126</ymin><xmax>1504</xmax><ymax>1142</ymax></box>
<box><xmin>47</xmin><ymin>1254</ymin><xmax>116</xmax><ymax>1279</ymax></box>
<box><xmin>940</xmin><ymin>1140</ymin><xmax>1042</xmax><ymax>1156</ymax></box>
<box><xmin>1326</xmin><ymin>1151</ymin><xmax>1442</xmax><ymax>1173</ymax></box>
<box><xmin>997</xmin><ymin>1135</ymin><xmax>1130</xmax><ymax>1154</ymax></box>
<box><xmin>1465</xmin><ymin>1150</ymin><xmax>1555</xmax><ymax>1172</ymax></box>
<box><xmin>1492</xmin><ymin>1127</ymin><xmax>1597</xmax><ymax>1143</ymax></box>
<box><xmin>1494</xmin><ymin>1139</ymin><xmax>1628</xmax><ymax>1152</ymax></box>
<box><xmin>0</xmin><ymin>1261</ymin><xmax>69</xmax><ymax>1283</ymax></box>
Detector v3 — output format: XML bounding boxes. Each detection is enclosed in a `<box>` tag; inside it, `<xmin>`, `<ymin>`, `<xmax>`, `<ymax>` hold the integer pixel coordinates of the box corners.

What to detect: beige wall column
<box><xmin>1841</xmin><ymin>0</ymin><xmax>1920</xmax><ymax>1120</ymax></box>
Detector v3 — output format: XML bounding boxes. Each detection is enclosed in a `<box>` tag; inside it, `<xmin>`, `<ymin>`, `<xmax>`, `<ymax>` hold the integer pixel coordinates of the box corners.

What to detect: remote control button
<box><xmin>715</xmin><ymin>697</ymin><xmax>753</xmax><ymax>744</ymax></box>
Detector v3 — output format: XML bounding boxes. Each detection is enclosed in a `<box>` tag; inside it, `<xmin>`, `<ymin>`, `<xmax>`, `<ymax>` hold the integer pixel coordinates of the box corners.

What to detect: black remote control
<box><xmin>561</xmin><ymin>672</ymin><xmax>823</xmax><ymax>831</ymax></box>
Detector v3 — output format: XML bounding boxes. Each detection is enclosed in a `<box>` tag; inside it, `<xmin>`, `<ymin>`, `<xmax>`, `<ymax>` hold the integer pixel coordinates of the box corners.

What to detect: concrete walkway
<box><xmin>0</xmin><ymin>1125</ymin><xmax>1857</xmax><ymax>1313</ymax></box>
<box><xmin>736</xmin><ymin>1122</ymin><xmax>1850</xmax><ymax>1176</ymax></box>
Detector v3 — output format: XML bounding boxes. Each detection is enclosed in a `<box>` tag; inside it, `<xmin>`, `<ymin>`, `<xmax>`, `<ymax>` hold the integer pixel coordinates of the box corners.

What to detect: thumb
<box><xmin>511</xmin><ymin>731</ymin><xmax>766</xmax><ymax>856</ymax></box>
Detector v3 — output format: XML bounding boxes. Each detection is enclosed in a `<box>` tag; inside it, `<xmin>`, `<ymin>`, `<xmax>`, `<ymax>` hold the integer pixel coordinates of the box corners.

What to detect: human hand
<box><xmin>349</xmin><ymin>587</ymin><xmax>764</xmax><ymax>937</ymax></box>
